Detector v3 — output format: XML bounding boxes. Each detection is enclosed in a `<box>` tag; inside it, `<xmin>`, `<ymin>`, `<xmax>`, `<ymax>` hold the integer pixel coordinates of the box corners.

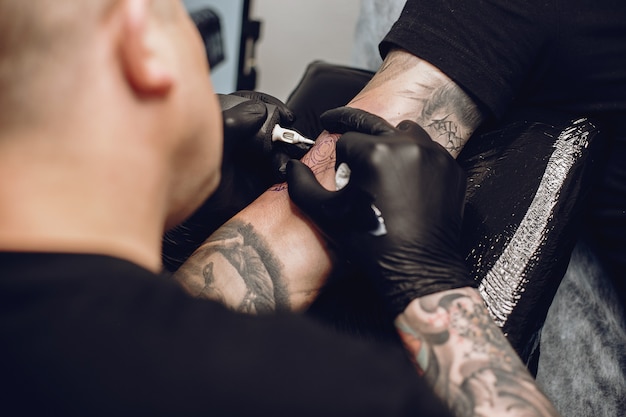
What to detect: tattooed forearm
<box><xmin>349</xmin><ymin>49</ymin><xmax>484</xmax><ymax>157</ymax></box>
<box><xmin>396</xmin><ymin>288</ymin><xmax>560</xmax><ymax>417</ymax></box>
<box><xmin>173</xmin><ymin>220</ymin><xmax>290</xmax><ymax>313</ymax></box>
<box><xmin>420</xmin><ymin>82</ymin><xmax>483</xmax><ymax>155</ymax></box>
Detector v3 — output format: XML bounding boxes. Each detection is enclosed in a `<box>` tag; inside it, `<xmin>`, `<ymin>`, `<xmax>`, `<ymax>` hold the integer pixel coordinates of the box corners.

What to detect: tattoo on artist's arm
<box><xmin>419</xmin><ymin>82</ymin><xmax>482</xmax><ymax>155</ymax></box>
<box><xmin>350</xmin><ymin>50</ymin><xmax>484</xmax><ymax>157</ymax></box>
<box><xmin>173</xmin><ymin>220</ymin><xmax>290</xmax><ymax>313</ymax></box>
<box><xmin>395</xmin><ymin>289</ymin><xmax>560</xmax><ymax>417</ymax></box>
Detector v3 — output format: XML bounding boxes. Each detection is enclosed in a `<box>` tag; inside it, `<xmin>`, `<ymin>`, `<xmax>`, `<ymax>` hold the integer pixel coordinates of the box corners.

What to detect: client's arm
<box><xmin>173</xmin><ymin>49</ymin><xmax>484</xmax><ymax>312</ymax></box>
<box><xmin>173</xmin><ymin>133</ymin><xmax>340</xmax><ymax>312</ymax></box>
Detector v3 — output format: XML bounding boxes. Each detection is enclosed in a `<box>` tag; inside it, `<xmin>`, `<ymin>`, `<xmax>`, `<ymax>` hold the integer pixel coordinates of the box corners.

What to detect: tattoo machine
<box><xmin>218</xmin><ymin>94</ymin><xmax>315</xmax><ymax>156</ymax></box>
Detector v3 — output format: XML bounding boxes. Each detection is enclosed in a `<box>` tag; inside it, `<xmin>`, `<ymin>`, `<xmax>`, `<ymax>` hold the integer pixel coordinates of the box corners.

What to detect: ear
<box><xmin>118</xmin><ymin>0</ymin><xmax>173</xmax><ymax>96</ymax></box>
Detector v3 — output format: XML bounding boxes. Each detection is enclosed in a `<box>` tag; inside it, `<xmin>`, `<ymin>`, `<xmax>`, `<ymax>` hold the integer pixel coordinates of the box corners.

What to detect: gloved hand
<box><xmin>287</xmin><ymin>107</ymin><xmax>474</xmax><ymax>316</ymax></box>
<box><xmin>162</xmin><ymin>91</ymin><xmax>297</xmax><ymax>272</ymax></box>
<box><xmin>222</xmin><ymin>90</ymin><xmax>295</xmax><ymax>154</ymax></box>
<box><xmin>224</xmin><ymin>91</ymin><xmax>311</xmax><ymax>181</ymax></box>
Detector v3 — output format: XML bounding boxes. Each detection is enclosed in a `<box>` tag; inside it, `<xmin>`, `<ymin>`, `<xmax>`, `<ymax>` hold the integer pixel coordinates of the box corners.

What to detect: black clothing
<box><xmin>286</xmin><ymin>62</ymin><xmax>600</xmax><ymax>367</ymax></box>
<box><xmin>0</xmin><ymin>252</ymin><xmax>449</xmax><ymax>417</ymax></box>
<box><xmin>381</xmin><ymin>0</ymin><xmax>626</xmax><ymax>120</ymax></box>
<box><xmin>381</xmin><ymin>0</ymin><xmax>626</xmax><ymax>301</ymax></box>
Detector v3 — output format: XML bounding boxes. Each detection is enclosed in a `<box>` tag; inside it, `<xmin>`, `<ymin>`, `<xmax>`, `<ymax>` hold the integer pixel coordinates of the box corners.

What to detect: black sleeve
<box><xmin>379</xmin><ymin>0</ymin><xmax>552</xmax><ymax>118</ymax></box>
<box><xmin>2</xmin><ymin>254</ymin><xmax>451</xmax><ymax>417</ymax></box>
<box><xmin>379</xmin><ymin>0</ymin><xmax>626</xmax><ymax>120</ymax></box>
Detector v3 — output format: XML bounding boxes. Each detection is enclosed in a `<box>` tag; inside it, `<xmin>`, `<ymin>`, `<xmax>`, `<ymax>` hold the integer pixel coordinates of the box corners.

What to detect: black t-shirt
<box><xmin>381</xmin><ymin>0</ymin><xmax>626</xmax><ymax>297</ymax></box>
<box><xmin>0</xmin><ymin>253</ymin><xmax>449</xmax><ymax>417</ymax></box>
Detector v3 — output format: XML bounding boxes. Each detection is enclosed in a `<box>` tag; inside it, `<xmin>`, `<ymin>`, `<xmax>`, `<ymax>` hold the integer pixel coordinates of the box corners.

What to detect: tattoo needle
<box><xmin>271</xmin><ymin>125</ymin><xmax>316</xmax><ymax>146</ymax></box>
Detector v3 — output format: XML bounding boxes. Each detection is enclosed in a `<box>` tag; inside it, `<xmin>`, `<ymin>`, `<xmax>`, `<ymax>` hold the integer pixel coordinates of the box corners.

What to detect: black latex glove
<box><xmin>287</xmin><ymin>107</ymin><xmax>474</xmax><ymax>316</ymax></box>
<box><xmin>227</xmin><ymin>91</ymin><xmax>311</xmax><ymax>181</ymax></box>
<box><xmin>161</xmin><ymin>91</ymin><xmax>296</xmax><ymax>272</ymax></box>
<box><xmin>223</xmin><ymin>90</ymin><xmax>295</xmax><ymax>154</ymax></box>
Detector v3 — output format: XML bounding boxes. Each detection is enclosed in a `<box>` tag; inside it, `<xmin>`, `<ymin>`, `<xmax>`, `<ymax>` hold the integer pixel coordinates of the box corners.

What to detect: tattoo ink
<box><xmin>174</xmin><ymin>220</ymin><xmax>290</xmax><ymax>313</ymax></box>
<box><xmin>428</xmin><ymin>115</ymin><xmax>464</xmax><ymax>153</ymax></box>
<box><xmin>396</xmin><ymin>291</ymin><xmax>559</xmax><ymax>416</ymax></box>
<box><xmin>269</xmin><ymin>133</ymin><xmax>340</xmax><ymax>193</ymax></box>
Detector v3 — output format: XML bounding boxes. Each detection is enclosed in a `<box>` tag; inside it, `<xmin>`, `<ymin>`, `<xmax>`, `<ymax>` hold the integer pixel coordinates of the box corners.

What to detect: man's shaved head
<box><xmin>0</xmin><ymin>0</ymin><xmax>181</xmax><ymax>129</ymax></box>
<box><xmin>0</xmin><ymin>1</ymin><xmax>116</xmax><ymax>127</ymax></box>
<box><xmin>0</xmin><ymin>0</ymin><xmax>223</xmax><ymax>267</ymax></box>
<box><xmin>0</xmin><ymin>1</ymin><xmax>112</xmax><ymax>51</ymax></box>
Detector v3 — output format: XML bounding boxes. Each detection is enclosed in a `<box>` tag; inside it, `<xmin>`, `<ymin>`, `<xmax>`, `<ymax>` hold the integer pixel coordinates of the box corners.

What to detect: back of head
<box><xmin>0</xmin><ymin>1</ymin><xmax>110</xmax><ymax>129</ymax></box>
<box><xmin>0</xmin><ymin>0</ymin><xmax>223</xmax><ymax>265</ymax></box>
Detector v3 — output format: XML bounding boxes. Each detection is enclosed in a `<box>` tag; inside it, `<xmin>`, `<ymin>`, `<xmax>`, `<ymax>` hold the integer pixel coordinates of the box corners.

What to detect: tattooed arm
<box><xmin>396</xmin><ymin>287</ymin><xmax>560</xmax><ymax>417</ymax></box>
<box><xmin>350</xmin><ymin>48</ymin><xmax>484</xmax><ymax>157</ymax></box>
<box><xmin>173</xmin><ymin>220</ymin><xmax>288</xmax><ymax>313</ymax></box>
<box><xmin>174</xmin><ymin>48</ymin><xmax>484</xmax><ymax>312</ymax></box>
<box><xmin>173</xmin><ymin>133</ymin><xmax>341</xmax><ymax>313</ymax></box>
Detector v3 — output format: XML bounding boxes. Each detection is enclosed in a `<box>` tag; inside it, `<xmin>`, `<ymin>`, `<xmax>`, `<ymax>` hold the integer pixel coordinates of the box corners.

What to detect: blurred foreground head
<box><xmin>0</xmin><ymin>0</ymin><xmax>223</xmax><ymax>232</ymax></box>
<box><xmin>0</xmin><ymin>0</ymin><xmax>221</xmax><ymax>228</ymax></box>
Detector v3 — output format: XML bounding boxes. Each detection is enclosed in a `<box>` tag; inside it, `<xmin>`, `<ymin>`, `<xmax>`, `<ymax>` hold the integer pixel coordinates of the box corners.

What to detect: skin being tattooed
<box><xmin>269</xmin><ymin>132</ymin><xmax>340</xmax><ymax>192</ymax></box>
<box><xmin>173</xmin><ymin>220</ymin><xmax>289</xmax><ymax>313</ymax></box>
<box><xmin>395</xmin><ymin>288</ymin><xmax>560</xmax><ymax>417</ymax></box>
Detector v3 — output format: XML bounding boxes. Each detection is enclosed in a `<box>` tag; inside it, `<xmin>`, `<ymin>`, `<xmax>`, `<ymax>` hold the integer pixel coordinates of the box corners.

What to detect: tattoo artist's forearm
<box><xmin>173</xmin><ymin>220</ymin><xmax>290</xmax><ymax>314</ymax></box>
<box><xmin>349</xmin><ymin>49</ymin><xmax>484</xmax><ymax>157</ymax></box>
<box><xmin>395</xmin><ymin>289</ymin><xmax>560</xmax><ymax>417</ymax></box>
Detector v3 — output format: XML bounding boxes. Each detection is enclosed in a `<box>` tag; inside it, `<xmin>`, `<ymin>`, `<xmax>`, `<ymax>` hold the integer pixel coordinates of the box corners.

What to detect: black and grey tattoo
<box><xmin>351</xmin><ymin>50</ymin><xmax>484</xmax><ymax>156</ymax></box>
<box><xmin>420</xmin><ymin>82</ymin><xmax>483</xmax><ymax>154</ymax></box>
<box><xmin>173</xmin><ymin>220</ymin><xmax>290</xmax><ymax>313</ymax></box>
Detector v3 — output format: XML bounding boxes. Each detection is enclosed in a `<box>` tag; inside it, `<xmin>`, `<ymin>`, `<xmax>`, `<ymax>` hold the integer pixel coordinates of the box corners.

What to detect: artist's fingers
<box><xmin>222</xmin><ymin>101</ymin><xmax>267</xmax><ymax>156</ymax></box>
<box><xmin>320</xmin><ymin>107</ymin><xmax>396</xmax><ymax>136</ymax></box>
